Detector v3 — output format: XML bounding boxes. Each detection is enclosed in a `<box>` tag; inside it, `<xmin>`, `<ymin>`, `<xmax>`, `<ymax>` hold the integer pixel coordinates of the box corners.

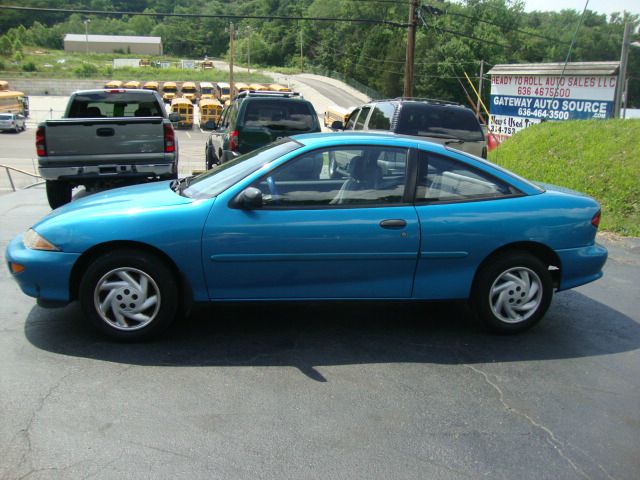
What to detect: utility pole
<box><xmin>229</xmin><ymin>22</ymin><xmax>235</xmax><ymax>100</ymax></box>
<box><xmin>476</xmin><ymin>60</ymin><xmax>485</xmax><ymax>120</ymax></box>
<box><xmin>403</xmin><ymin>0</ymin><xmax>418</xmax><ymax>97</ymax></box>
<box><xmin>299</xmin><ymin>28</ymin><xmax>304</xmax><ymax>72</ymax></box>
<box><xmin>246</xmin><ymin>26</ymin><xmax>251</xmax><ymax>75</ymax></box>
<box><xmin>614</xmin><ymin>22</ymin><xmax>632</xmax><ymax>118</ymax></box>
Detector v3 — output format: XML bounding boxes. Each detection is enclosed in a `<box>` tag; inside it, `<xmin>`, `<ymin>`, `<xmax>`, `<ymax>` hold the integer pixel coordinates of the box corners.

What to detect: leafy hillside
<box><xmin>489</xmin><ymin>119</ymin><xmax>640</xmax><ymax>236</ymax></box>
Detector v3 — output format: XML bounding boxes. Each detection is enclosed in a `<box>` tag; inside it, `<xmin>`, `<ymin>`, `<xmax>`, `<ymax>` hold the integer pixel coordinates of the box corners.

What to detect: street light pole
<box><xmin>614</xmin><ymin>22</ymin><xmax>632</xmax><ymax>118</ymax></box>
<box><xmin>246</xmin><ymin>26</ymin><xmax>252</xmax><ymax>76</ymax></box>
<box><xmin>83</xmin><ymin>19</ymin><xmax>90</xmax><ymax>55</ymax></box>
<box><xmin>229</xmin><ymin>22</ymin><xmax>235</xmax><ymax>100</ymax></box>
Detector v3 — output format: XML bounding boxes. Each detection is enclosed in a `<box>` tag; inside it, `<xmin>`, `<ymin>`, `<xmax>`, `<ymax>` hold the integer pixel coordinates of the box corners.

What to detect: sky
<box><xmin>522</xmin><ymin>0</ymin><xmax>639</xmax><ymax>16</ymax></box>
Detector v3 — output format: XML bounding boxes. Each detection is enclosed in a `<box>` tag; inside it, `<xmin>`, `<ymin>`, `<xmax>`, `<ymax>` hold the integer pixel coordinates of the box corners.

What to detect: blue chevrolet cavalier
<box><xmin>6</xmin><ymin>133</ymin><xmax>607</xmax><ymax>340</ymax></box>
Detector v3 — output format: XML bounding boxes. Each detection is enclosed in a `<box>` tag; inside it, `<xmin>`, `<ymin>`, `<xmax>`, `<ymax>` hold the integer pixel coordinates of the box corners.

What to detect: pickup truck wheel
<box><xmin>471</xmin><ymin>251</ymin><xmax>552</xmax><ymax>334</ymax></box>
<box><xmin>79</xmin><ymin>249</ymin><xmax>178</xmax><ymax>341</ymax></box>
<box><xmin>45</xmin><ymin>180</ymin><xmax>72</xmax><ymax>209</ymax></box>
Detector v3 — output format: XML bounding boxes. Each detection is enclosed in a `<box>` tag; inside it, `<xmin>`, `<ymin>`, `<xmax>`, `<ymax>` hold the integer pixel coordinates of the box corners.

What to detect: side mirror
<box><xmin>168</xmin><ymin>112</ymin><xmax>181</xmax><ymax>122</ymax></box>
<box><xmin>234</xmin><ymin>187</ymin><xmax>263</xmax><ymax>209</ymax></box>
<box><xmin>330</xmin><ymin>120</ymin><xmax>344</xmax><ymax>130</ymax></box>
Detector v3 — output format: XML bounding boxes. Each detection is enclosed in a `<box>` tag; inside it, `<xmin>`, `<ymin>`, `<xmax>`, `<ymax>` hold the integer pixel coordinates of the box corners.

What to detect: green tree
<box><xmin>0</xmin><ymin>35</ymin><xmax>12</xmax><ymax>55</ymax></box>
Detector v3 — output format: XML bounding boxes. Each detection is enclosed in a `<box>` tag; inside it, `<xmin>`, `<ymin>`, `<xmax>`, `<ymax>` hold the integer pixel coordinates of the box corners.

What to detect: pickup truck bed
<box><xmin>37</xmin><ymin>89</ymin><xmax>179</xmax><ymax>209</ymax></box>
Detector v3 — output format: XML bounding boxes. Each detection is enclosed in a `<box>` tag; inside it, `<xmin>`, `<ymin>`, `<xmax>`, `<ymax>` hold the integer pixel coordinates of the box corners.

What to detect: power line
<box><xmin>421</xmin><ymin>3</ymin><xmax>571</xmax><ymax>45</ymax></box>
<box><xmin>0</xmin><ymin>5</ymin><xmax>409</xmax><ymax>28</ymax></box>
<box><xmin>417</xmin><ymin>8</ymin><xmax>512</xmax><ymax>49</ymax></box>
<box><xmin>310</xmin><ymin>38</ymin><xmax>486</xmax><ymax>67</ymax></box>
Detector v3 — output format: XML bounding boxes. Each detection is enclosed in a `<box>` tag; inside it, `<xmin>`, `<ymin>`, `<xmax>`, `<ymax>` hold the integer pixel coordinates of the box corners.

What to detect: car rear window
<box><xmin>0</xmin><ymin>114</ymin><xmax>12</xmax><ymax>120</ymax></box>
<box><xmin>67</xmin><ymin>92</ymin><xmax>164</xmax><ymax>118</ymax></box>
<box><xmin>244</xmin><ymin>100</ymin><xmax>317</xmax><ymax>131</ymax></box>
<box><xmin>397</xmin><ymin>103</ymin><xmax>484</xmax><ymax>142</ymax></box>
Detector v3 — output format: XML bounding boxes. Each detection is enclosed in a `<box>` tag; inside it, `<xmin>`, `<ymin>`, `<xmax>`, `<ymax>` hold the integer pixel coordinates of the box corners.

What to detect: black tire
<box><xmin>79</xmin><ymin>249</ymin><xmax>178</xmax><ymax>341</ymax></box>
<box><xmin>45</xmin><ymin>180</ymin><xmax>72</xmax><ymax>209</ymax></box>
<box><xmin>471</xmin><ymin>251</ymin><xmax>553</xmax><ymax>334</ymax></box>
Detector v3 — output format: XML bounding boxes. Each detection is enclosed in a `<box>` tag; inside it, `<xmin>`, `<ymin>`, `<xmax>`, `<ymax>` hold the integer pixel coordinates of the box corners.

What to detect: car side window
<box><xmin>354</xmin><ymin>106</ymin><xmax>370</xmax><ymax>130</ymax></box>
<box><xmin>345</xmin><ymin>109</ymin><xmax>360</xmax><ymax>130</ymax></box>
<box><xmin>252</xmin><ymin>146</ymin><xmax>408</xmax><ymax>208</ymax></box>
<box><xmin>367</xmin><ymin>103</ymin><xmax>395</xmax><ymax>130</ymax></box>
<box><xmin>218</xmin><ymin>106</ymin><xmax>230</xmax><ymax>128</ymax></box>
<box><xmin>415</xmin><ymin>152</ymin><xmax>518</xmax><ymax>203</ymax></box>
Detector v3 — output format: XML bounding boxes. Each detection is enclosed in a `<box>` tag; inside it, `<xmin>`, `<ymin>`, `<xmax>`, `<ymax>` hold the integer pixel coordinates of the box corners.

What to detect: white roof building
<box><xmin>64</xmin><ymin>34</ymin><xmax>163</xmax><ymax>55</ymax></box>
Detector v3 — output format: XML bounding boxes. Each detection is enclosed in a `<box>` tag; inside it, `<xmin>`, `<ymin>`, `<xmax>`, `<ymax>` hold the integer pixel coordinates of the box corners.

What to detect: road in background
<box><xmin>293</xmin><ymin>74</ymin><xmax>365</xmax><ymax>110</ymax></box>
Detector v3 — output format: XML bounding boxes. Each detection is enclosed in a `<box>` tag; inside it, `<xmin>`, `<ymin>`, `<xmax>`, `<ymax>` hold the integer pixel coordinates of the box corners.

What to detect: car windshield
<box><xmin>183</xmin><ymin>138</ymin><xmax>301</xmax><ymax>200</ymax></box>
<box><xmin>398</xmin><ymin>103</ymin><xmax>484</xmax><ymax>142</ymax></box>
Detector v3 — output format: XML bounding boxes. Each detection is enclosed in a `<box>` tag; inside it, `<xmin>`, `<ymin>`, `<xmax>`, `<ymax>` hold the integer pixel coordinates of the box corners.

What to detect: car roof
<box><xmin>292</xmin><ymin>131</ymin><xmax>449</xmax><ymax>152</ymax></box>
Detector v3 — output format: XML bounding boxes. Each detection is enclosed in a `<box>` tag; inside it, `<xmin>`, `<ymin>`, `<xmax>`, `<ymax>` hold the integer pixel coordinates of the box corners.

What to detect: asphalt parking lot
<box><xmin>1</xmin><ymin>105</ymin><xmax>639</xmax><ymax>479</ymax></box>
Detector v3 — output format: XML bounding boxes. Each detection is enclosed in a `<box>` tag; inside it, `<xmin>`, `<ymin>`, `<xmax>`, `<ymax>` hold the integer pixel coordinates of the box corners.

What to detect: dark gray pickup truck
<box><xmin>36</xmin><ymin>89</ymin><xmax>180</xmax><ymax>209</ymax></box>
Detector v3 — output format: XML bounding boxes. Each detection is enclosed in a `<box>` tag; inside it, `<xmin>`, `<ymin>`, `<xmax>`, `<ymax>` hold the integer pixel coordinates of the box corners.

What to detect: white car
<box><xmin>0</xmin><ymin>113</ymin><xmax>26</xmax><ymax>133</ymax></box>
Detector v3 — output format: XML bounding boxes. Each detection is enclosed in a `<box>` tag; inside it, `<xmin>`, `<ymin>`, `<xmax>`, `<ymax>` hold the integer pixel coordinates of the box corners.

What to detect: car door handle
<box><xmin>379</xmin><ymin>219</ymin><xmax>407</xmax><ymax>229</ymax></box>
<box><xmin>96</xmin><ymin>127</ymin><xmax>115</xmax><ymax>137</ymax></box>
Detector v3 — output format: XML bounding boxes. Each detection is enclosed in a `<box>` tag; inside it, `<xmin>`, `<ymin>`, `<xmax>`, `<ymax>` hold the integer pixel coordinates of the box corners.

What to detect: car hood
<box><xmin>37</xmin><ymin>181</ymin><xmax>192</xmax><ymax>226</ymax></box>
<box><xmin>32</xmin><ymin>180</ymin><xmax>214</xmax><ymax>254</ymax></box>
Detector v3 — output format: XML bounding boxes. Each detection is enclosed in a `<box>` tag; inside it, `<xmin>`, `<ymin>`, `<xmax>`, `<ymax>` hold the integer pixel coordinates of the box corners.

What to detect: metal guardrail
<box><xmin>0</xmin><ymin>164</ymin><xmax>43</xmax><ymax>192</ymax></box>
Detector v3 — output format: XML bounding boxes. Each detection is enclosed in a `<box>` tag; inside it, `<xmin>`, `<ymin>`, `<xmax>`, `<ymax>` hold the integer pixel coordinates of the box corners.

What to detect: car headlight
<box><xmin>23</xmin><ymin>229</ymin><xmax>60</xmax><ymax>251</ymax></box>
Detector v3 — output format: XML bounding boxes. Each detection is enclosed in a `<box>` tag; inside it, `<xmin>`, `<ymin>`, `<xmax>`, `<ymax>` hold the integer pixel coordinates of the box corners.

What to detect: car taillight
<box><xmin>36</xmin><ymin>126</ymin><xmax>46</xmax><ymax>156</ymax></box>
<box><xmin>164</xmin><ymin>123</ymin><xmax>175</xmax><ymax>153</ymax></box>
<box><xmin>229</xmin><ymin>130</ymin><xmax>239</xmax><ymax>152</ymax></box>
<box><xmin>591</xmin><ymin>210</ymin><xmax>601</xmax><ymax>228</ymax></box>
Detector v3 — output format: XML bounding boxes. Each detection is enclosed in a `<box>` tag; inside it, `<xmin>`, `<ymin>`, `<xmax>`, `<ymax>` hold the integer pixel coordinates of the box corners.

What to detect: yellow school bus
<box><xmin>104</xmin><ymin>80</ymin><xmax>123</xmax><ymax>89</ymax></box>
<box><xmin>199</xmin><ymin>82</ymin><xmax>215</xmax><ymax>100</ymax></box>
<box><xmin>249</xmin><ymin>83</ymin><xmax>269</xmax><ymax>91</ymax></box>
<box><xmin>170</xmin><ymin>98</ymin><xmax>193</xmax><ymax>129</ymax></box>
<box><xmin>234</xmin><ymin>82</ymin><xmax>249</xmax><ymax>95</ymax></box>
<box><xmin>324</xmin><ymin>105</ymin><xmax>352</xmax><ymax>128</ymax></box>
<box><xmin>123</xmin><ymin>80</ymin><xmax>141</xmax><ymax>89</ymax></box>
<box><xmin>269</xmin><ymin>83</ymin><xmax>291</xmax><ymax>92</ymax></box>
<box><xmin>162</xmin><ymin>82</ymin><xmax>178</xmax><ymax>103</ymax></box>
<box><xmin>142</xmin><ymin>81</ymin><xmax>159</xmax><ymax>92</ymax></box>
<box><xmin>181</xmin><ymin>82</ymin><xmax>198</xmax><ymax>103</ymax></box>
<box><xmin>215</xmin><ymin>82</ymin><xmax>231</xmax><ymax>103</ymax></box>
<box><xmin>0</xmin><ymin>90</ymin><xmax>29</xmax><ymax>116</ymax></box>
<box><xmin>199</xmin><ymin>98</ymin><xmax>223</xmax><ymax>130</ymax></box>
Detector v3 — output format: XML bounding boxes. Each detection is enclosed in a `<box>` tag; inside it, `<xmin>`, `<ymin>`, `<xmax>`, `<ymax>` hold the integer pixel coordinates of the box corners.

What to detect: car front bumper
<box><xmin>6</xmin><ymin>234</ymin><xmax>80</xmax><ymax>305</ymax></box>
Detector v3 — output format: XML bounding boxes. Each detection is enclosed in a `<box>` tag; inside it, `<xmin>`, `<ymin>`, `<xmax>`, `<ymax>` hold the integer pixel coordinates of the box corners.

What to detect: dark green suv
<box><xmin>205</xmin><ymin>91</ymin><xmax>321</xmax><ymax>169</ymax></box>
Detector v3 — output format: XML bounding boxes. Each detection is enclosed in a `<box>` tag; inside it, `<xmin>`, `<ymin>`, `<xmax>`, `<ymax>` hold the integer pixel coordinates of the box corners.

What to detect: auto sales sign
<box><xmin>487</xmin><ymin>62</ymin><xmax>619</xmax><ymax>141</ymax></box>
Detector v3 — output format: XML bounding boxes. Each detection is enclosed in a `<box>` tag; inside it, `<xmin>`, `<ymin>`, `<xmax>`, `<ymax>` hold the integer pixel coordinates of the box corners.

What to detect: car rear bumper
<box><xmin>39</xmin><ymin>163</ymin><xmax>176</xmax><ymax>181</ymax></box>
<box><xmin>5</xmin><ymin>234</ymin><xmax>79</xmax><ymax>305</ymax></box>
<box><xmin>556</xmin><ymin>242</ymin><xmax>608</xmax><ymax>291</ymax></box>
